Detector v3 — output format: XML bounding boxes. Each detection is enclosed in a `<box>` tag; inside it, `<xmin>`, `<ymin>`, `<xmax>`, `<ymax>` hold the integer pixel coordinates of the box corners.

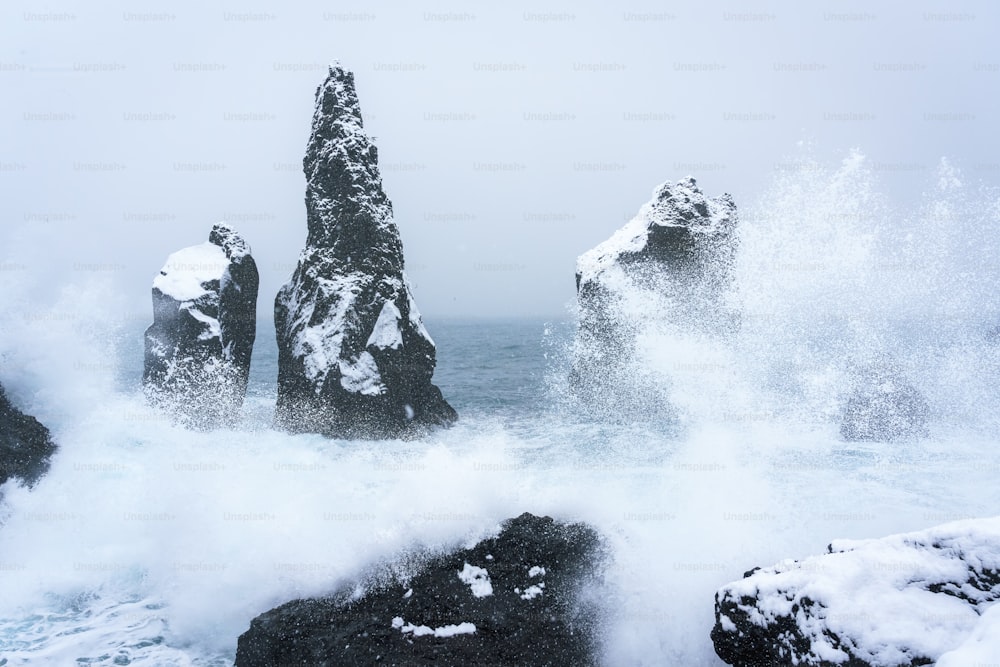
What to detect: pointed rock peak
<box><xmin>273</xmin><ymin>67</ymin><xmax>455</xmax><ymax>439</ymax></box>
<box><xmin>645</xmin><ymin>177</ymin><xmax>733</xmax><ymax>228</ymax></box>
<box><xmin>303</xmin><ymin>63</ymin><xmax>399</xmax><ymax>265</ymax></box>
<box><xmin>313</xmin><ymin>63</ymin><xmax>364</xmax><ymax>130</ymax></box>
<box><xmin>209</xmin><ymin>222</ymin><xmax>251</xmax><ymax>261</ymax></box>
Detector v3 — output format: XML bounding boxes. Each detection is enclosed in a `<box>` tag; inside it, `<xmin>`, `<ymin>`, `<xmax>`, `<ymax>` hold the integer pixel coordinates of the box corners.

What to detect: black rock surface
<box><xmin>234</xmin><ymin>513</ymin><xmax>605</xmax><ymax>666</ymax></box>
<box><xmin>273</xmin><ymin>64</ymin><xmax>456</xmax><ymax>439</ymax></box>
<box><xmin>143</xmin><ymin>222</ymin><xmax>258</xmax><ymax>429</ymax></box>
<box><xmin>571</xmin><ymin>177</ymin><xmax>738</xmax><ymax>418</ymax></box>
<box><xmin>0</xmin><ymin>382</ymin><xmax>57</xmax><ymax>487</ymax></box>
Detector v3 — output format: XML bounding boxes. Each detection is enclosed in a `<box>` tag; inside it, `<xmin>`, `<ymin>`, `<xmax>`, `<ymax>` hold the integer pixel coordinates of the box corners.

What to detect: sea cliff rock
<box><xmin>273</xmin><ymin>64</ymin><xmax>456</xmax><ymax>439</ymax></box>
<box><xmin>234</xmin><ymin>513</ymin><xmax>605</xmax><ymax>667</ymax></box>
<box><xmin>143</xmin><ymin>223</ymin><xmax>258</xmax><ymax>429</ymax></box>
<box><xmin>712</xmin><ymin>517</ymin><xmax>1000</xmax><ymax>666</ymax></box>
<box><xmin>0</xmin><ymin>382</ymin><xmax>57</xmax><ymax>488</ymax></box>
<box><xmin>570</xmin><ymin>178</ymin><xmax>738</xmax><ymax>417</ymax></box>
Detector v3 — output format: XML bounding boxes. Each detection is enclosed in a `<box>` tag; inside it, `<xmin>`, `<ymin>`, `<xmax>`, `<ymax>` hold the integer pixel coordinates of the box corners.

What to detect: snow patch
<box><xmin>186</xmin><ymin>307</ymin><xmax>221</xmax><ymax>342</ymax></box>
<box><xmin>528</xmin><ymin>566</ymin><xmax>546</xmax><ymax>578</ymax></box>
<box><xmin>718</xmin><ymin>517</ymin><xmax>1000</xmax><ymax>665</ymax></box>
<box><xmin>405</xmin><ymin>279</ymin><xmax>434</xmax><ymax>346</ymax></box>
<box><xmin>153</xmin><ymin>242</ymin><xmax>228</xmax><ymax>302</ymax></box>
<box><xmin>937</xmin><ymin>603</ymin><xmax>1000</xmax><ymax>666</ymax></box>
<box><xmin>392</xmin><ymin>616</ymin><xmax>476</xmax><ymax>638</ymax></box>
<box><xmin>457</xmin><ymin>563</ymin><xmax>493</xmax><ymax>598</ymax></box>
<box><xmin>520</xmin><ymin>583</ymin><xmax>545</xmax><ymax>600</ymax></box>
<box><xmin>339</xmin><ymin>351</ymin><xmax>385</xmax><ymax>395</ymax></box>
<box><xmin>367</xmin><ymin>300</ymin><xmax>403</xmax><ymax>350</ymax></box>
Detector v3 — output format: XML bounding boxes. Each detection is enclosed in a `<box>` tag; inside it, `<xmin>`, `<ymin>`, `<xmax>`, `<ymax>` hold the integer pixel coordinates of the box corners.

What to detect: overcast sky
<box><xmin>2</xmin><ymin>0</ymin><xmax>998</xmax><ymax>321</ymax></box>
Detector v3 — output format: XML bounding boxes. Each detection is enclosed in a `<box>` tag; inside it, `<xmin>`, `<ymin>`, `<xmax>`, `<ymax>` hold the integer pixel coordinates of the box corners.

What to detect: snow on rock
<box><xmin>337</xmin><ymin>351</ymin><xmax>385</xmax><ymax>396</ymax></box>
<box><xmin>457</xmin><ymin>563</ymin><xmax>493</xmax><ymax>597</ymax></box>
<box><xmin>234</xmin><ymin>513</ymin><xmax>606</xmax><ymax>666</ymax></box>
<box><xmin>152</xmin><ymin>242</ymin><xmax>228</xmax><ymax>302</ymax></box>
<box><xmin>937</xmin><ymin>603</ymin><xmax>1000</xmax><ymax>666</ymax></box>
<box><xmin>367</xmin><ymin>301</ymin><xmax>403</xmax><ymax>350</ymax></box>
<box><xmin>0</xmin><ymin>381</ymin><xmax>57</xmax><ymax>488</ymax></box>
<box><xmin>576</xmin><ymin>177</ymin><xmax>736</xmax><ymax>290</ymax></box>
<box><xmin>712</xmin><ymin>516</ymin><xmax>1000</xmax><ymax>666</ymax></box>
<box><xmin>143</xmin><ymin>223</ymin><xmax>258</xmax><ymax>429</ymax></box>
<box><xmin>392</xmin><ymin>616</ymin><xmax>477</xmax><ymax>638</ymax></box>
<box><xmin>273</xmin><ymin>63</ymin><xmax>456</xmax><ymax>439</ymax></box>
<box><xmin>570</xmin><ymin>177</ymin><xmax>739</xmax><ymax>420</ymax></box>
<box><xmin>520</xmin><ymin>583</ymin><xmax>545</xmax><ymax>600</ymax></box>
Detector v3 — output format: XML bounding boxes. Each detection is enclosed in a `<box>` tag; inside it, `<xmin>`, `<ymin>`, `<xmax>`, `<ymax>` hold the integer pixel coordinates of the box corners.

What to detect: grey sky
<box><xmin>2</xmin><ymin>0</ymin><xmax>998</xmax><ymax>321</ymax></box>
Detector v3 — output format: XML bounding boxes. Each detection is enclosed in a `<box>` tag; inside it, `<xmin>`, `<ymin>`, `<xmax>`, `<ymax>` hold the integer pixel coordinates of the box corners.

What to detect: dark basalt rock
<box><xmin>234</xmin><ymin>513</ymin><xmax>605</xmax><ymax>667</ymax></box>
<box><xmin>273</xmin><ymin>64</ymin><xmax>456</xmax><ymax>439</ymax></box>
<box><xmin>712</xmin><ymin>518</ymin><xmax>1000</xmax><ymax>666</ymax></box>
<box><xmin>840</xmin><ymin>363</ymin><xmax>928</xmax><ymax>441</ymax></box>
<box><xmin>0</xmin><ymin>382</ymin><xmax>57</xmax><ymax>488</ymax></box>
<box><xmin>143</xmin><ymin>223</ymin><xmax>258</xmax><ymax>429</ymax></box>
<box><xmin>570</xmin><ymin>178</ymin><xmax>738</xmax><ymax>418</ymax></box>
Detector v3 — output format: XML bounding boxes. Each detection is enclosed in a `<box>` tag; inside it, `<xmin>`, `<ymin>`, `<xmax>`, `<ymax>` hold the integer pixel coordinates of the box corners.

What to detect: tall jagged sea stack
<box><xmin>274</xmin><ymin>65</ymin><xmax>456</xmax><ymax>438</ymax></box>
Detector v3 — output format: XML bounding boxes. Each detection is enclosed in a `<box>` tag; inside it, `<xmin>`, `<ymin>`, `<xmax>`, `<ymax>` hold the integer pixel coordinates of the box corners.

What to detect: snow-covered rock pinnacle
<box><xmin>143</xmin><ymin>222</ymin><xmax>259</xmax><ymax>429</ymax></box>
<box><xmin>570</xmin><ymin>177</ymin><xmax>739</xmax><ymax>418</ymax></box>
<box><xmin>273</xmin><ymin>64</ymin><xmax>456</xmax><ymax>439</ymax></box>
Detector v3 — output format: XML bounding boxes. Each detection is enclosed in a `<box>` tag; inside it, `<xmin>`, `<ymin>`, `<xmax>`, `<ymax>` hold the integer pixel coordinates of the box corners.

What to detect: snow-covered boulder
<box><xmin>0</xmin><ymin>382</ymin><xmax>56</xmax><ymax>488</ymax></box>
<box><xmin>840</xmin><ymin>362</ymin><xmax>929</xmax><ymax>442</ymax></box>
<box><xmin>712</xmin><ymin>517</ymin><xmax>1000</xmax><ymax>666</ymax></box>
<box><xmin>234</xmin><ymin>513</ymin><xmax>605</xmax><ymax>666</ymax></box>
<box><xmin>143</xmin><ymin>223</ymin><xmax>258</xmax><ymax>429</ymax></box>
<box><xmin>570</xmin><ymin>177</ymin><xmax>738</xmax><ymax>418</ymax></box>
<box><xmin>273</xmin><ymin>63</ymin><xmax>456</xmax><ymax>438</ymax></box>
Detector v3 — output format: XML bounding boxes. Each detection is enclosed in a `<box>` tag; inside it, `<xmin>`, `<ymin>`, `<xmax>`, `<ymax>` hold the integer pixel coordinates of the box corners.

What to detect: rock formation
<box><xmin>143</xmin><ymin>223</ymin><xmax>258</xmax><ymax>429</ymax></box>
<box><xmin>273</xmin><ymin>64</ymin><xmax>456</xmax><ymax>439</ymax></box>
<box><xmin>0</xmin><ymin>382</ymin><xmax>57</xmax><ymax>488</ymax></box>
<box><xmin>235</xmin><ymin>513</ymin><xmax>605</xmax><ymax>666</ymax></box>
<box><xmin>712</xmin><ymin>517</ymin><xmax>1000</xmax><ymax>666</ymax></box>
<box><xmin>840</xmin><ymin>362</ymin><xmax>929</xmax><ymax>441</ymax></box>
<box><xmin>570</xmin><ymin>177</ymin><xmax>738</xmax><ymax>418</ymax></box>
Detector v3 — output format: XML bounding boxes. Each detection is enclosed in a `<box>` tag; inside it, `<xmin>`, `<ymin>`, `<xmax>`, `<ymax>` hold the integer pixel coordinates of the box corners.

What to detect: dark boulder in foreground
<box><xmin>570</xmin><ymin>177</ymin><xmax>738</xmax><ymax>418</ymax></box>
<box><xmin>840</xmin><ymin>363</ymin><xmax>928</xmax><ymax>441</ymax></box>
<box><xmin>235</xmin><ymin>513</ymin><xmax>605</xmax><ymax>666</ymax></box>
<box><xmin>712</xmin><ymin>517</ymin><xmax>1000</xmax><ymax>666</ymax></box>
<box><xmin>273</xmin><ymin>64</ymin><xmax>456</xmax><ymax>439</ymax></box>
<box><xmin>143</xmin><ymin>223</ymin><xmax>258</xmax><ymax>429</ymax></box>
<box><xmin>0</xmin><ymin>382</ymin><xmax>57</xmax><ymax>487</ymax></box>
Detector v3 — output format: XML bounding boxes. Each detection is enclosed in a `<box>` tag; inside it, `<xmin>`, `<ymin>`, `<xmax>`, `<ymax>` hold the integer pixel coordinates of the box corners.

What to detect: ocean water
<box><xmin>2</xmin><ymin>152</ymin><xmax>1000</xmax><ymax>665</ymax></box>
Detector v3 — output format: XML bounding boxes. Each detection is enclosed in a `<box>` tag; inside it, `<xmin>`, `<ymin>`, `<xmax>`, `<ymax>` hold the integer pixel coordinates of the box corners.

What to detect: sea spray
<box><xmin>0</xmin><ymin>150</ymin><xmax>999</xmax><ymax>664</ymax></box>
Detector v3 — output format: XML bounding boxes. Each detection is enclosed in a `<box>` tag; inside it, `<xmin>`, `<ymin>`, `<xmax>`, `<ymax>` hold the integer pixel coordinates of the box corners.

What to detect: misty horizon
<box><xmin>3</xmin><ymin>1</ymin><xmax>998</xmax><ymax>322</ymax></box>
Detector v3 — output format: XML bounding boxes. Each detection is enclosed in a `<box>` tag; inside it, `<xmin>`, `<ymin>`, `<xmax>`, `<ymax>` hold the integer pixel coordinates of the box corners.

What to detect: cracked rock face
<box><xmin>273</xmin><ymin>64</ymin><xmax>456</xmax><ymax>439</ymax></box>
<box><xmin>570</xmin><ymin>177</ymin><xmax>739</xmax><ymax>419</ymax></box>
<box><xmin>143</xmin><ymin>223</ymin><xmax>258</xmax><ymax>429</ymax></box>
<box><xmin>234</xmin><ymin>513</ymin><xmax>605</xmax><ymax>667</ymax></box>
<box><xmin>712</xmin><ymin>517</ymin><xmax>1000</xmax><ymax>666</ymax></box>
